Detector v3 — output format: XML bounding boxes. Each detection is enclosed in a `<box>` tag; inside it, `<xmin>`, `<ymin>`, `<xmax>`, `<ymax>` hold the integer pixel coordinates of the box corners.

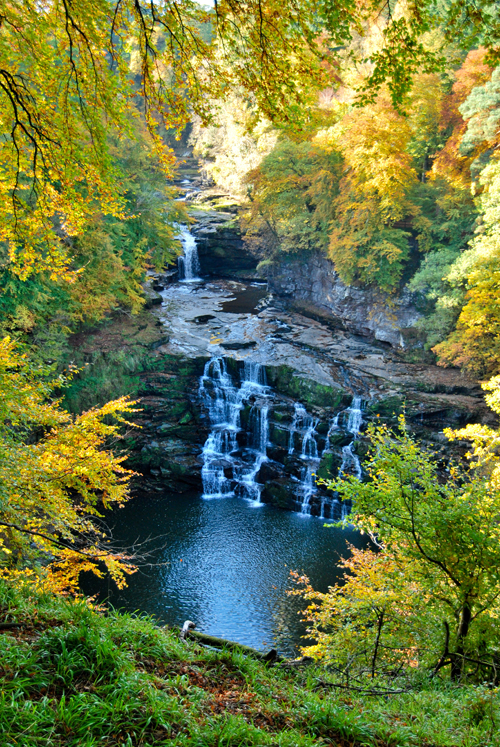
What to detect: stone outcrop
<box><xmin>191</xmin><ymin>210</ymin><xmax>259</xmax><ymax>279</ymax></box>
<box><xmin>266</xmin><ymin>253</ymin><xmax>421</xmax><ymax>349</ymax></box>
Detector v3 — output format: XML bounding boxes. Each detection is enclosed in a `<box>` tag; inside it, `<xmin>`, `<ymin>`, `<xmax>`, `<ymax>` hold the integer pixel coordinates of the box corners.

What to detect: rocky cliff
<box><xmin>266</xmin><ymin>253</ymin><xmax>421</xmax><ymax>350</ymax></box>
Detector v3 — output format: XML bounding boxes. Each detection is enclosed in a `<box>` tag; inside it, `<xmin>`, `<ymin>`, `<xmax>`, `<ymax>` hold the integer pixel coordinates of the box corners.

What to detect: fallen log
<box><xmin>180</xmin><ymin>620</ymin><xmax>281</xmax><ymax>662</ymax></box>
<box><xmin>0</xmin><ymin>622</ymin><xmax>24</xmax><ymax>631</ymax></box>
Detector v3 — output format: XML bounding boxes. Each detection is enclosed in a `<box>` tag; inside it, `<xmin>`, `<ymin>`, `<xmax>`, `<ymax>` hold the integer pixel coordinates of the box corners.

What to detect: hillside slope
<box><xmin>0</xmin><ymin>580</ymin><xmax>498</xmax><ymax>747</ymax></box>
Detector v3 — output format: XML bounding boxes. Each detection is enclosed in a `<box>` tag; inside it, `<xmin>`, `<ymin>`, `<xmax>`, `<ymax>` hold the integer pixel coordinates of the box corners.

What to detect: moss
<box><xmin>268</xmin><ymin>422</ymin><xmax>291</xmax><ymax>449</ymax></box>
<box><xmin>266</xmin><ymin>365</ymin><xmax>345</xmax><ymax>410</ymax></box>
<box><xmin>326</xmin><ymin>431</ymin><xmax>352</xmax><ymax>448</ymax></box>
<box><xmin>261</xmin><ymin>480</ymin><xmax>295</xmax><ymax>509</ymax></box>
<box><xmin>317</xmin><ymin>452</ymin><xmax>342</xmax><ymax>481</ymax></box>
<box><xmin>366</xmin><ymin>396</ymin><xmax>404</xmax><ymax>420</ymax></box>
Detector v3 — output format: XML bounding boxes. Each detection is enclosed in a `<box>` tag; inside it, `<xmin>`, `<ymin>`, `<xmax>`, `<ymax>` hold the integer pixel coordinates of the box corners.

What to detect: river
<box><xmin>92</xmin><ymin>171</ymin><xmax>485</xmax><ymax>655</ymax></box>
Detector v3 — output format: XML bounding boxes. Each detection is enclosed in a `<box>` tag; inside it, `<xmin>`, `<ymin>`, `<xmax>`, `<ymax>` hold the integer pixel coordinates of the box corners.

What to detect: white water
<box><xmin>288</xmin><ymin>403</ymin><xmax>307</xmax><ymax>454</ymax></box>
<box><xmin>199</xmin><ymin>358</ymin><xmax>269</xmax><ymax>503</ymax></box>
<box><xmin>177</xmin><ymin>225</ymin><xmax>201</xmax><ymax>282</ymax></box>
<box><xmin>339</xmin><ymin>396</ymin><xmax>363</xmax><ymax>480</ymax></box>
<box><xmin>200</xmin><ymin>360</ymin><xmax>366</xmax><ymax>515</ymax></box>
<box><xmin>284</xmin><ymin>404</ymin><xmax>321</xmax><ymax>515</ymax></box>
<box><xmin>322</xmin><ymin>413</ymin><xmax>340</xmax><ymax>456</ymax></box>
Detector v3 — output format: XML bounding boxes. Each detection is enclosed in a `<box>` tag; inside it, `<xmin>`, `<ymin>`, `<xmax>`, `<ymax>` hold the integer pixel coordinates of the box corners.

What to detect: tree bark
<box><xmin>452</xmin><ymin>602</ymin><xmax>472</xmax><ymax>681</ymax></box>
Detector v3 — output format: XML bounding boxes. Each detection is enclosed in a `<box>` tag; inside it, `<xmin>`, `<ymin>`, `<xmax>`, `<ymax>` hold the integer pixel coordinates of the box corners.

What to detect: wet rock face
<box><xmin>125</xmin><ymin>355</ymin><xmax>210</xmax><ymax>493</ymax></box>
<box><xmin>123</xmin><ymin>344</ymin><xmax>489</xmax><ymax>515</ymax></box>
<box><xmin>192</xmin><ymin>216</ymin><xmax>259</xmax><ymax>279</ymax></box>
<box><xmin>266</xmin><ymin>253</ymin><xmax>421</xmax><ymax>349</ymax></box>
<box><xmin>195</xmin><ymin>357</ymin><xmax>369</xmax><ymax>518</ymax></box>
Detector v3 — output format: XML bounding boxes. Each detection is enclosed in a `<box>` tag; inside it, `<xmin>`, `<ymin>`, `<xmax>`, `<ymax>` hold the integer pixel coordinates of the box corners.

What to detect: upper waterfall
<box><xmin>177</xmin><ymin>225</ymin><xmax>201</xmax><ymax>282</ymax></box>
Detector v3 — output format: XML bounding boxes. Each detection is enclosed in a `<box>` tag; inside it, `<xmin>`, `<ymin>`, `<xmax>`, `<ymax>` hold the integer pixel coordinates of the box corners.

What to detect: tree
<box><xmin>434</xmin><ymin>155</ymin><xmax>500</xmax><ymax>375</ymax></box>
<box><xmin>297</xmin><ymin>382</ymin><xmax>500</xmax><ymax>681</ymax></box>
<box><xmin>0</xmin><ymin>0</ymin><xmax>498</xmax><ymax>281</ymax></box>
<box><xmin>0</xmin><ymin>338</ymin><xmax>138</xmax><ymax>594</ymax></box>
<box><xmin>327</xmin><ymin>93</ymin><xmax>418</xmax><ymax>290</ymax></box>
<box><xmin>244</xmin><ymin>138</ymin><xmax>342</xmax><ymax>255</ymax></box>
<box><xmin>291</xmin><ymin>547</ymin><xmax>431</xmax><ymax>679</ymax></box>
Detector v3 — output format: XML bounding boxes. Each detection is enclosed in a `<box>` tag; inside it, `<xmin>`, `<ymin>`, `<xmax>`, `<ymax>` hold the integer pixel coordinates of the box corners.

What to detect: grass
<box><xmin>0</xmin><ymin>579</ymin><xmax>499</xmax><ymax>746</ymax></box>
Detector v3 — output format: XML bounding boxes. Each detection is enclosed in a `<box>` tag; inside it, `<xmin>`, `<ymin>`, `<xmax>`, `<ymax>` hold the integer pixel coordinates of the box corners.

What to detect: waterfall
<box><xmin>177</xmin><ymin>225</ymin><xmax>201</xmax><ymax>282</ymax></box>
<box><xmin>285</xmin><ymin>403</ymin><xmax>321</xmax><ymax>515</ymax></box>
<box><xmin>288</xmin><ymin>403</ymin><xmax>307</xmax><ymax>454</ymax></box>
<box><xmin>322</xmin><ymin>413</ymin><xmax>339</xmax><ymax>456</ymax></box>
<box><xmin>338</xmin><ymin>395</ymin><xmax>364</xmax><ymax>480</ymax></box>
<box><xmin>346</xmin><ymin>396</ymin><xmax>363</xmax><ymax>435</ymax></box>
<box><xmin>199</xmin><ymin>357</ymin><xmax>269</xmax><ymax>503</ymax></box>
<box><xmin>299</xmin><ymin>462</ymin><xmax>319</xmax><ymax>516</ymax></box>
<box><xmin>199</xmin><ymin>361</ymin><xmax>366</xmax><ymax>516</ymax></box>
<box><xmin>301</xmin><ymin>418</ymin><xmax>319</xmax><ymax>459</ymax></box>
<box><xmin>339</xmin><ymin>442</ymin><xmax>362</xmax><ymax>480</ymax></box>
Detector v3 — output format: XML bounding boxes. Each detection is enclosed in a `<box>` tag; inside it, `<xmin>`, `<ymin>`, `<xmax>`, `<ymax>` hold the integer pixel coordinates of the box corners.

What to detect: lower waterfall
<box><xmin>199</xmin><ymin>358</ymin><xmax>269</xmax><ymax>502</ymax></box>
<box><xmin>199</xmin><ymin>356</ymin><xmax>367</xmax><ymax>517</ymax></box>
<box><xmin>339</xmin><ymin>396</ymin><xmax>363</xmax><ymax>480</ymax></box>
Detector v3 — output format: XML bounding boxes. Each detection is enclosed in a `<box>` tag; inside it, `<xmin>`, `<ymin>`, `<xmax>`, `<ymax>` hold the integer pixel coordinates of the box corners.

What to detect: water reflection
<box><xmin>96</xmin><ymin>490</ymin><xmax>367</xmax><ymax>655</ymax></box>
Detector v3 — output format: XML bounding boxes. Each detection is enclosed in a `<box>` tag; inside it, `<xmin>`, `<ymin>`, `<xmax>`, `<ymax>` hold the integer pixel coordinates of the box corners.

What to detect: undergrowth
<box><xmin>0</xmin><ymin>579</ymin><xmax>498</xmax><ymax>746</ymax></box>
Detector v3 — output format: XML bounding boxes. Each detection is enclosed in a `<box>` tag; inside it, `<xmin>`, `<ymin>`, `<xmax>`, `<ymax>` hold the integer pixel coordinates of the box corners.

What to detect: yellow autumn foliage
<box><xmin>0</xmin><ymin>337</ymin><xmax>138</xmax><ymax>593</ymax></box>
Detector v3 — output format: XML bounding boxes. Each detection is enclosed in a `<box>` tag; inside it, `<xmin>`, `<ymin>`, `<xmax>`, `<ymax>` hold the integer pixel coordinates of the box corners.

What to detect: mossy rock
<box><xmin>268</xmin><ymin>422</ymin><xmax>291</xmax><ymax>450</ymax></box>
<box><xmin>356</xmin><ymin>440</ymin><xmax>371</xmax><ymax>459</ymax></box>
<box><xmin>265</xmin><ymin>365</ymin><xmax>344</xmax><ymax>410</ymax></box>
<box><xmin>270</xmin><ymin>409</ymin><xmax>292</xmax><ymax>425</ymax></box>
<box><xmin>260</xmin><ymin>479</ymin><xmax>296</xmax><ymax>510</ymax></box>
<box><xmin>317</xmin><ymin>451</ymin><xmax>342</xmax><ymax>481</ymax></box>
<box><xmin>240</xmin><ymin>405</ymin><xmax>252</xmax><ymax>430</ymax></box>
<box><xmin>366</xmin><ymin>396</ymin><xmax>404</xmax><ymax>420</ymax></box>
<box><xmin>327</xmin><ymin>431</ymin><xmax>352</xmax><ymax>448</ymax></box>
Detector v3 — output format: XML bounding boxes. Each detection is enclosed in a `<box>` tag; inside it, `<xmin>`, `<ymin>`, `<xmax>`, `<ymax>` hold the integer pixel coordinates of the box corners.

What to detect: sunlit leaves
<box><xmin>303</xmin><ymin>410</ymin><xmax>500</xmax><ymax>678</ymax></box>
<box><xmin>434</xmin><ymin>156</ymin><xmax>500</xmax><ymax>374</ymax></box>
<box><xmin>0</xmin><ymin>338</ymin><xmax>138</xmax><ymax>593</ymax></box>
<box><xmin>327</xmin><ymin>93</ymin><xmax>417</xmax><ymax>290</ymax></box>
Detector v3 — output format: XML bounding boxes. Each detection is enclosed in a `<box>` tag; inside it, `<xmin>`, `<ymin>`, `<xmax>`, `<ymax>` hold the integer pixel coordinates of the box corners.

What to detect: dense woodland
<box><xmin>3</xmin><ymin>1</ymin><xmax>500</xmax><ymax>744</ymax></box>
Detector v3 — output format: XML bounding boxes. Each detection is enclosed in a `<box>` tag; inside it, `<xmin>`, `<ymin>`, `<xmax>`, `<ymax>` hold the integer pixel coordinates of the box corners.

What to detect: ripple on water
<box><xmin>92</xmin><ymin>491</ymin><xmax>368</xmax><ymax>655</ymax></box>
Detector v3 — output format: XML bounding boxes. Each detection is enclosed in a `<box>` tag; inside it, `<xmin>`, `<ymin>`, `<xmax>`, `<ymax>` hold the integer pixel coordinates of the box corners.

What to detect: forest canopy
<box><xmin>1</xmin><ymin>0</ymin><xmax>500</xmax><ymax>601</ymax></box>
<box><xmin>1</xmin><ymin>0</ymin><xmax>499</xmax><ymax>278</ymax></box>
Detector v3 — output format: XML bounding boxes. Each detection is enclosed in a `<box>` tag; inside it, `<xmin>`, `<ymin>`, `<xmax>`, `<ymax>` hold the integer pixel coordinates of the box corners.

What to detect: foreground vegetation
<box><xmin>1</xmin><ymin>577</ymin><xmax>500</xmax><ymax>747</ymax></box>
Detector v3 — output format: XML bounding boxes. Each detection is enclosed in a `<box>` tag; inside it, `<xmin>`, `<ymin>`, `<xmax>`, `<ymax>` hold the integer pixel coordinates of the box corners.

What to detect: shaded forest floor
<box><xmin>0</xmin><ymin>579</ymin><xmax>498</xmax><ymax>746</ymax></box>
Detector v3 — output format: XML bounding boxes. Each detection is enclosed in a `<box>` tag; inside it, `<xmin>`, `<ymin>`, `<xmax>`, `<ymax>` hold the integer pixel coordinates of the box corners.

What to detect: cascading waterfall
<box><xmin>288</xmin><ymin>403</ymin><xmax>307</xmax><ymax>454</ymax></box>
<box><xmin>199</xmin><ymin>359</ymin><xmax>366</xmax><ymax>516</ymax></box>
<box><xmin>318</xmin><ymin>396</ymin><xmax>364</xmax><ymax>518</ymax></box>
<box><xmin>177</xmin><ymin>225</ymin><xmax>201</xmax><ymax>282</ymax></box>
<box><xmin>322</xmin><ymin>413</ymin><xmax>340</xmax><ymax>456</ymax></box>
<box><xmin>199</xmin><ymin>357</ymin><xmax>269</xmax><ymax>503</ymax></box>
<box><xmin>339</xmin><ymin>396</ymin><xmax>363</xmax><ymax>480</ymax></box>
<box><xmin>346</xmin><ymin>396</ymin><xmax>363</xmax><ymax>436</ymax></box>
<box><xmin>287</xmin><ymin>407</ymin><xmax>320</xmax><ymax>516</ymax></box>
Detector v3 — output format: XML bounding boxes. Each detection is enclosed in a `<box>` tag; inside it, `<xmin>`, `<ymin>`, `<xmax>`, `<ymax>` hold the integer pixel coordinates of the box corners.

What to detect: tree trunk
<box><xmin>452</xmin><ymin>602</ymin><xmax>472</xmax><ymax>681</ymax></box>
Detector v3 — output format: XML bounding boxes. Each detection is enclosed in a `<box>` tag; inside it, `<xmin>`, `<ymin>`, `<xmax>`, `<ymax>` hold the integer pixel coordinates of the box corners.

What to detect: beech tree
<box><xmin>0</xmin><ymin>338</ymin><xmax>138</xmax><ymax>593</ymax></box>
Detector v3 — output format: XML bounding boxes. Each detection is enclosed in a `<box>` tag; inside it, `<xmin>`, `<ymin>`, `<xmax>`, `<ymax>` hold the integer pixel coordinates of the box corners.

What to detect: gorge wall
<box><xmin>266</xmin><ymin>253</ymin><xmax>422</xmax><ymax>350</ymax></box>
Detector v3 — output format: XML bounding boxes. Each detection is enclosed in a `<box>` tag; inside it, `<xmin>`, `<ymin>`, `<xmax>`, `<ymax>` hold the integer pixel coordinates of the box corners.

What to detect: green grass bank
<box><xmin>0</xmin><ymin>579</ymin><xmax>499</xmax><ymax>747</ymax></box>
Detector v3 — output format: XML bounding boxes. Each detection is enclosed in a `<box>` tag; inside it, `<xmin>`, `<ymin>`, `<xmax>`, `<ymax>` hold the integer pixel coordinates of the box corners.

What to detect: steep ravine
<box><xmin>124</xmin><ymin>152</ymin><xmax>491</xmax><ymax>516</ymax></box>
<box><xmin>72</xmin><ymin>153</ymin><xmax>494</xmax><ymax>651</ymax></box>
